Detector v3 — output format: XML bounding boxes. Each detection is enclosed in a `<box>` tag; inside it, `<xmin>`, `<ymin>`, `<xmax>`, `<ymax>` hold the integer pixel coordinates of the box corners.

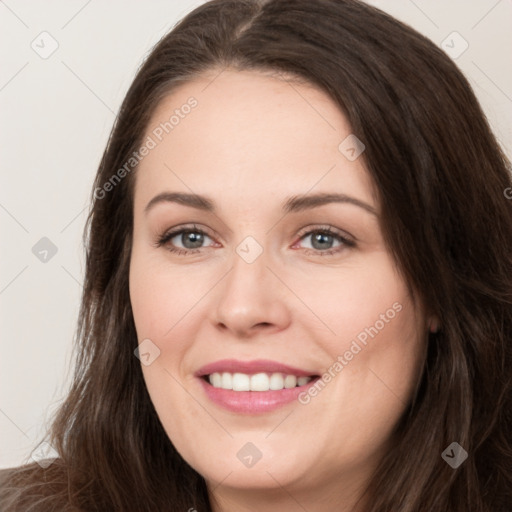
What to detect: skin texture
<box><xmin>129</xmin><ymin>69</ymin><xmax>430</xmax><ymax>512</ymax></box>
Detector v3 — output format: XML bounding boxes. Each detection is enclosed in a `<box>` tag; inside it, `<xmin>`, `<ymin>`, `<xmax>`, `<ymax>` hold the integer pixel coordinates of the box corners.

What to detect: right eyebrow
<box><xmin>144</xmin><ymin>192</ymin><xmax>215</xmax><ymax>215</ymax></box>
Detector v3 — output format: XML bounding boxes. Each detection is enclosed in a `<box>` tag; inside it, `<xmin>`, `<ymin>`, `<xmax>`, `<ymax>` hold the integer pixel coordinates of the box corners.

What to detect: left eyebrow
<box><xmin>282</xmin><ymin>192</ymin><xmax>378</xmax><ymax>216</ymax></box>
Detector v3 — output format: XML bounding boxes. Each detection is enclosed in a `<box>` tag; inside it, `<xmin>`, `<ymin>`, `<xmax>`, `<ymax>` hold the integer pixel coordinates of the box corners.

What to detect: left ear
<box><xmin>428</xmin><ymin>315</ymin><xmax>440</xmax><ymax>333</ymax></box>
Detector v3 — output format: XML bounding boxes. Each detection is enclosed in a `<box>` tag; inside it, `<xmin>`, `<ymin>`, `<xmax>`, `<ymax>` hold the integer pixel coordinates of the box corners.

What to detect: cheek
<box><xmin>129</xmin><ymin>254</ymin><xmax>205</xmax><ymax>458</ymax></box>
<box><xmin>129</xmin><ymin>247</ymin><xmax>210</xmax><ymax>340</ymax></box>
<box><xmin>293</xmin><ymin>256</ymin><xmax>424</xmax><ymax>433</ymax></box>
<box><xmin>290</xmin><ymin>253</ymin><xmax>415</xmax><ymax>357</ymax></box>
<box><xmin>128</xmin><ymin>248</ymin><xmax>217</xmax><ymax>412</ymax></box>
<box><xmin>332</xmin><ymin>294</ymin><xmax>423</xmax><ymax>406</ymax></box>
<box><xmin>289</xmin><ymin>282</ymin><xmax>423</xmax><ymax>473</ymax></box>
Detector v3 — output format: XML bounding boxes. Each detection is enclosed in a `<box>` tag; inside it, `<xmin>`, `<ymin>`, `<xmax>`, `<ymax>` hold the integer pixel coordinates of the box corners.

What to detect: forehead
<box><xmin>133</xmin><ymin>69</ymin><xmax>378</xmax><ymax>213</ymax></box>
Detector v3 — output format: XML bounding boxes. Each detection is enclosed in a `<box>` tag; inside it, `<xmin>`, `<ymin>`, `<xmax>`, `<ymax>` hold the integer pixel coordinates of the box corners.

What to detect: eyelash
<box><xmin>154</xmin><ymin>223</ymin><xmax>356</xmax><ymax>258</ymax></box>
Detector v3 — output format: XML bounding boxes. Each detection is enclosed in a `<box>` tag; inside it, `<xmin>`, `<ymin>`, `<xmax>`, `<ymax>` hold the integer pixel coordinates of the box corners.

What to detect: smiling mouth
<box><xmin>196</xmin><ymin>359</ymin><xmax>321</xmax><ymax>413</ymax></box>
<box><xmin>203</xmin><ymin>372</ymin><xmax>319</xmax><ymax>391</ymax></box>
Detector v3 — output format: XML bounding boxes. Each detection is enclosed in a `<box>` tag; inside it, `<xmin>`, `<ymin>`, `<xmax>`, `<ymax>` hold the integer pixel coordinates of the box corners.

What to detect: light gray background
<box><xmin>1</xmin><ymin>0</ymin><xmax>511</xmax><ymax>468</ymax></box>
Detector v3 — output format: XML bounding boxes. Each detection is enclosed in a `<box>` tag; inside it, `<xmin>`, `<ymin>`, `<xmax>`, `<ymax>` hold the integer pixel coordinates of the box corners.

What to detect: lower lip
<box><xmin>198</xmin><ymin>377</ymin><xmax>318</xmax><ymax>414</ymax></box>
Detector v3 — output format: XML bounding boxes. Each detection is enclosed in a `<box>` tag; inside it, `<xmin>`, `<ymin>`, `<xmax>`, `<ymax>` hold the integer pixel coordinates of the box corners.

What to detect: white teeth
<box><xmin>284</xmin><ymin>375</ymin><xmax>297</xmax><ymax>388</ymax></box>
<box><xmin>221</xmin><ymin>372</ymin><xmax>232</xmax><ymax>390</ymax></box>
<box><xmin>269</xmin><ymin>373</ymin><xmax>284</xmax><ymax>390</ymax></box>
<box><xmin>208</xmin><ymin>372</ymin><xmax>313</xmax><ymax>391</ymax></box>
<box><xmin>232</xmin><ymin>373</ymin><xmax>251</xmax><ymax>391</ymax></box>
<box><xmin>297</xmin><ymin>376</ymin><xmax>310</xmax><ymax>386</ymax></box>
<box><xmin>210</xmin><ymin>372</ymin><xmax>222</xmax><ymax>388</ymax></box>
<box><xmin>250</xmin><ymin>373</ymin><xmax>269</xmax><ymax>391</ymax></box>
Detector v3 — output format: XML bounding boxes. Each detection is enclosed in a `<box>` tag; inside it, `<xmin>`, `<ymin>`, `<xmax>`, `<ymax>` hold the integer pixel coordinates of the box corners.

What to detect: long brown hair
<box><xmin>1</xmin><ymin>0</ymin><xmax>511</xmax><ymax>510</ymax></box>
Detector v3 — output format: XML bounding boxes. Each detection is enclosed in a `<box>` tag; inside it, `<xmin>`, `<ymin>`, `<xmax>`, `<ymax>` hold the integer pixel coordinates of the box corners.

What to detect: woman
<box><xmin>1</xmin><ymin>0</ymin><xmax>511</xmax><ymax>510</ymax></box>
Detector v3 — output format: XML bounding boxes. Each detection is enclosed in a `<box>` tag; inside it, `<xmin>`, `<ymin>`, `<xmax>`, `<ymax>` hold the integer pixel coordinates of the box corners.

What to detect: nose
<box><xmin>211</xmin><ymin>245</ymin><xmax>291</xmax><ymax>339</ymax></box>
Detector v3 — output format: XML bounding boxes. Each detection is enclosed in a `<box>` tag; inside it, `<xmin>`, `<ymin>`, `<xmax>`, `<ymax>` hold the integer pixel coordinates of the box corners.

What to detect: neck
<box><xmin>208</xmin><ymin>471</ymin><xmax>369</xmax><ymax>512</ymax></box>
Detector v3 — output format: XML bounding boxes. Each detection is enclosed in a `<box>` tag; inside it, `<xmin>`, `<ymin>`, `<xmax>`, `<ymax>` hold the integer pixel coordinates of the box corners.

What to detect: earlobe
<box><xmin>428</xmin><ymin>315</ymin><xmax>440</xmax><ymax>333</ymax></box>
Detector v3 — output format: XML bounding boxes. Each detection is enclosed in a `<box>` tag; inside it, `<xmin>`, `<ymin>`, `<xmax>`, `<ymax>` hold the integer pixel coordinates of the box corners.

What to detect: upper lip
<box><xmin>195</xmin><ymin>359</ymin><xmax>318</xmax><ymax>378</ymax></box>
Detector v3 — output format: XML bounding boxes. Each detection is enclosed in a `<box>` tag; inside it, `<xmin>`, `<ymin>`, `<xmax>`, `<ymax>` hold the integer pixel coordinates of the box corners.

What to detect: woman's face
<box><xmin>129</xmin><ymin>69</ymin><xmax>427</xmax><ymax>507</ymax></box>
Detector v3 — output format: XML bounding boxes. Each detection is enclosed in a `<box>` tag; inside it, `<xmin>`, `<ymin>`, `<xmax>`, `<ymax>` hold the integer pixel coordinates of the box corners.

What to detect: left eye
<box><xmin>297</xmin><ymin>230</ymin><xmax>343</xmax><ymax>251</ymax></box>
<box><xmin>293</xmin><ymin>227</ymin><xmax>356</xmax><ymax>256</ymax></box>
